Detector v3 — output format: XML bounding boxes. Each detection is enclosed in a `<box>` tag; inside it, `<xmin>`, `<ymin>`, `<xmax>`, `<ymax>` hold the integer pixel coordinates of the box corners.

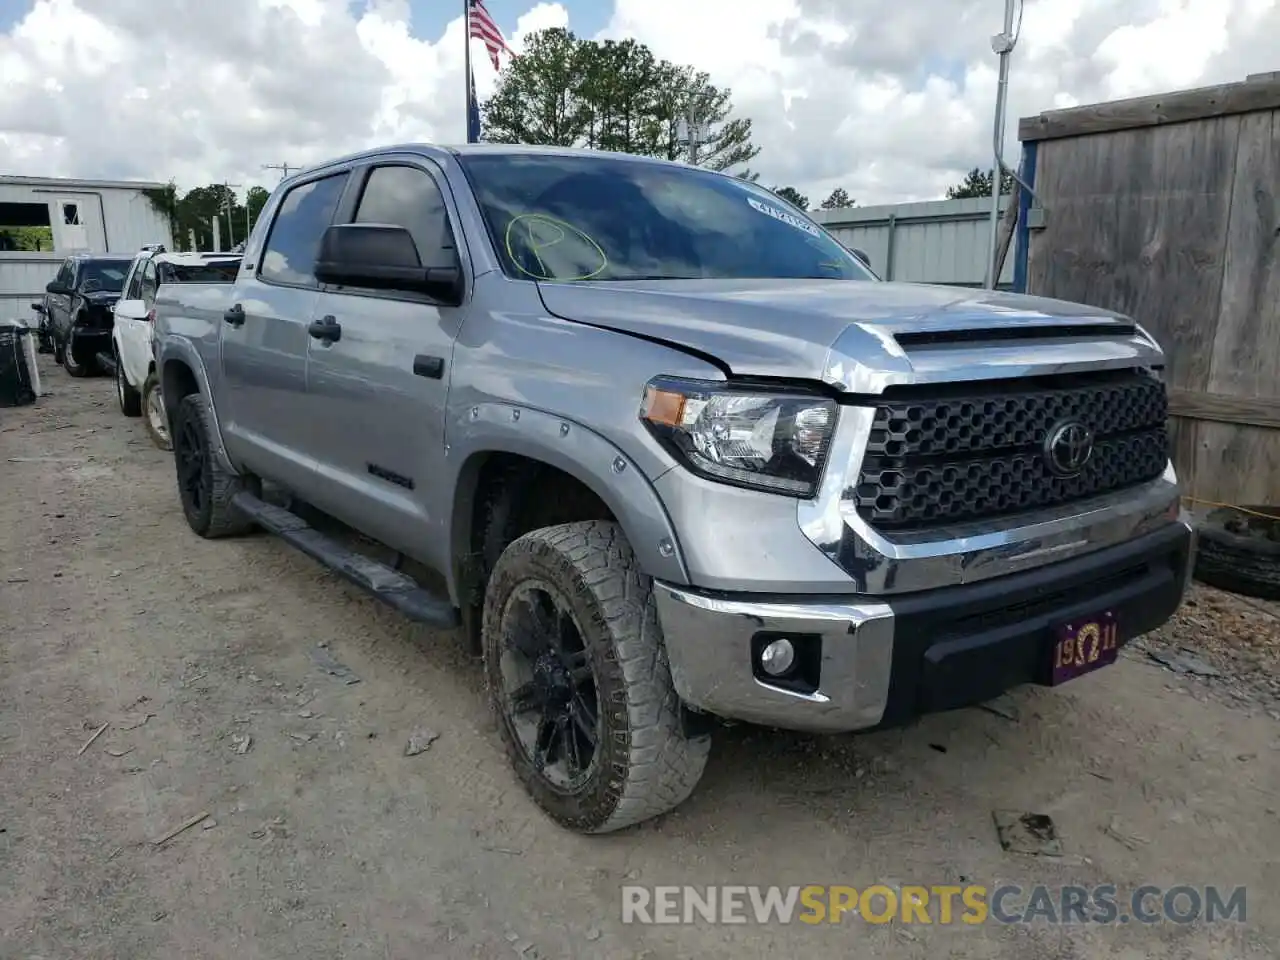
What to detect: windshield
<box><xmin>79</xmin><ymin>261</ymin><xmax>130</xmax><ymax>293</ymax></box>
<box><xmin>158</xmin><ymin>259</ymin><xmax>242</xmax><ymax>283</ymax></box>
<box><xmin>459</xmin><ymin>154</ymin><xmax>875</xmax><ymax>283</ymax></box>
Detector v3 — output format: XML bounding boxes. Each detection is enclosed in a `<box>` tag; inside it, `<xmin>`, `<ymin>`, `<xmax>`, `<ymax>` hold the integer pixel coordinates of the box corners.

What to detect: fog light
<box><xmin>759</xmin><ymin>638</ymin><xmax>796</xmax><ymax>677</ymax></box>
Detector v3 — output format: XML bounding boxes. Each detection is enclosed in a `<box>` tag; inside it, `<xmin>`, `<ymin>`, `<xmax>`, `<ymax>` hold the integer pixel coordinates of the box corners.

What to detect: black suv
<box><xmin>32</xmin><ymin>254</ymin><xmax>133</xmax><ymax>377</ymax></box>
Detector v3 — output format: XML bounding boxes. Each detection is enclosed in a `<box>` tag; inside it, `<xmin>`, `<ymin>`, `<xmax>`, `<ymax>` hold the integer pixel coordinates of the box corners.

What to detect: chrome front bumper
<box><xmin>654</xmin><ymin>519</ymin><xmax>1195</xmax><ymax>734</ymax></box>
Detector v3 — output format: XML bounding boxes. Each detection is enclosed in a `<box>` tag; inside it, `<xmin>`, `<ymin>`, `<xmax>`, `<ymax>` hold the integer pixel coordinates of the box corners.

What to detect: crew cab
<box><xmin>153</xmin><ymin>144</ymin><xmax>1194</xmax><ymax>834</ymax></box>
<box><xmin>110</xmin><ymin>245</ymin><xmax>241</xmax><ymax>449</ymax></box>
<box><xmin>33</xmin><ymin>253</ymin><xmax>132</xmax><ymax>377</ymax></box>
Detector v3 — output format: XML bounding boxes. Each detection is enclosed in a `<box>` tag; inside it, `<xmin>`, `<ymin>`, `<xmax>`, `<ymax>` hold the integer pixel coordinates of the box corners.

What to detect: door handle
<box><xmin>308</xmin><ymin>315</ymin><xmax>342</xmax><ymax>343</ymax></box>
<box><xmin>223</xmin><ymin>303</ymin><xmax>245</xmax><ymax>327</ymax></box>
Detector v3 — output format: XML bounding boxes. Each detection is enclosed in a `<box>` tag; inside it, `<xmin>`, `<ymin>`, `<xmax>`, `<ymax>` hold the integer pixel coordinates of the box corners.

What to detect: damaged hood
<box><xmin>535</xmin><ymin>277</ymin><xmax>1144</xmax><ymax>390</ymax></box>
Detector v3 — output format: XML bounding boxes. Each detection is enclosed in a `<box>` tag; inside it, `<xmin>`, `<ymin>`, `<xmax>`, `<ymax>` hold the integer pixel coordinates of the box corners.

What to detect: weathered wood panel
<box><xmin>1019</xmin><ymin>76</ymin><xmax>1280</xmax><ymax>142</ymax></box>
<box><xmin>1168</xmin><ymin>389</ymin><xmax>1280</xmax><ymax>431</ymax></box>
<box><xmin>1025</xmin><ymin>116</ymin><xmax>1241</xmax><ymax>493</ymax></box>
<box><xmin>1193</xmin><ymin>109</ymin><xmax>1280</xmax><ymax>503</ymax></box>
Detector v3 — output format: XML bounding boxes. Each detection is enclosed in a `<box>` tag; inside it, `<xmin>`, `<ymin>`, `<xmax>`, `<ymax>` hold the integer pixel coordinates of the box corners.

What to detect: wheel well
<box><xmin>454</xmin><ymin>453</ymin><xmax>616</xmax><ymax>650</ymax></box>
<box><xmin>161</xmin><ymin>359</ymin><xmax>199</xmax><ymax>421</ymax></box>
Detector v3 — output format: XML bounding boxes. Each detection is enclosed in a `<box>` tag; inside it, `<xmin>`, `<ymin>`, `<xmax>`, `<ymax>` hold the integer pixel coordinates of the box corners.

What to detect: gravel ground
<box><xmin>1</xmin><ymin>357</ymin><xmax>1278</xmax><ymax>959</ymax></box>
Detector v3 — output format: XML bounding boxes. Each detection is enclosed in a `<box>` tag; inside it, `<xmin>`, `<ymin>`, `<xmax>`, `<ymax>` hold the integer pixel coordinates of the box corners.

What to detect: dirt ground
<box><xmin>2</xmin><ymin>356</ymin><xmax>1277</xmax><ymax>960</ymax></box>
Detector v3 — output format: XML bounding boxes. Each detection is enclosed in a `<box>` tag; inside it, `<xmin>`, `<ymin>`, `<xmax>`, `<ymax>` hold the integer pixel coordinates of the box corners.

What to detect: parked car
<box><xmin>153</xmin><ymin>144</ymin><xmax>1194</xmax><ymax>834</ymax></box>
<box><xmin>111</xmin><ymin>246</ymin><xmax>241</xmax><ymax>449</ymax></box>
<box><xmin>33</xmin><ymin>254</ymin><xmax>133</xmax><ymax>377</ymax></box>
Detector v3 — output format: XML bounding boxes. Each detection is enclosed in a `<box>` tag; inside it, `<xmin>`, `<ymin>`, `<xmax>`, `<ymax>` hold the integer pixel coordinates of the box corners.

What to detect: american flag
<box><xmin>469</xmin><ymin>0</ymin><xmax>514</xmax><ymax>71</ymax></box>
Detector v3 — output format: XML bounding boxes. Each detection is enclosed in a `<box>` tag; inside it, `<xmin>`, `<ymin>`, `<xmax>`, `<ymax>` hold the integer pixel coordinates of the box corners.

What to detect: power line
<box><xmin>261</xmin><ymin>162</ymin><xmax>299</xmax><ymax>181</ymax></box>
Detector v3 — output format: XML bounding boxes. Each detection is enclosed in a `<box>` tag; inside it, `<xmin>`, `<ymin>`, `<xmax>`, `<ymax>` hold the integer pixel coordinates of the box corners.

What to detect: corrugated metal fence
<box><xmin>810</xmin><ymin>196</ymin><xmax>1016</xmax><ymax>289</ymax></box>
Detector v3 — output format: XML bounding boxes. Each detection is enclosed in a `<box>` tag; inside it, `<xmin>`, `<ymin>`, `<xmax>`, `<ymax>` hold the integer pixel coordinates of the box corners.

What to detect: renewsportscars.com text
<box><xmin>621</xmin><ymin>884</ymin><xmax>1246</xmax><ymax>926</ymax></box>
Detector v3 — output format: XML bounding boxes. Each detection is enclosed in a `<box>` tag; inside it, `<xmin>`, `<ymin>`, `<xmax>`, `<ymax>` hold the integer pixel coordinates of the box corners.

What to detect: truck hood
<box><xmin>535</xmin><ymin>278</ymin><xmax>1162</xmax><ymax>393</ymax></box>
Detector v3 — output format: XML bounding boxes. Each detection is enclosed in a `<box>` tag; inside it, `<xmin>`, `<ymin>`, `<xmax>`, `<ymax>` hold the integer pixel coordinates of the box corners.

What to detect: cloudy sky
<box><xmin>0</xmin><ymin>0</ymin><xmax>1275</xmax><ymax>206</ymax></box>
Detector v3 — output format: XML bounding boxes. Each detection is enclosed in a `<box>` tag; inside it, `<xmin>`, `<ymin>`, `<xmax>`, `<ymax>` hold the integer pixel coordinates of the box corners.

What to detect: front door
<box><xmin>303</xmin><ymin>160</ymin><xmax>470</xmax><ymax>566</ymax></box>
<box><xmin>220</xmin><ymin>170</ymin><xmax>349</xmax><ymax>494</ymax></box>
<box><xmin>45</xmin><ymin>259</ymin><xmax>75</xmax><ymax>340</ymax></box>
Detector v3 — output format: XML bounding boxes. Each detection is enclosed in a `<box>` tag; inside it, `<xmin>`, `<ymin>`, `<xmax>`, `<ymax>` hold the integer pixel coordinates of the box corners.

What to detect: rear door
<box><xmin>219</xmin><ymin>170</ymin><xmax>349</xmax><ymax>493</ymax></box>
<box><xmin>303</xmin><ymin>159</ymin><xmax>470</xmax><ymax>561</ymax></box>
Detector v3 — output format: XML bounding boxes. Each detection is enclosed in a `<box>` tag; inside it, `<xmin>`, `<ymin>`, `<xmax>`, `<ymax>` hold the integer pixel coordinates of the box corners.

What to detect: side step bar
<box><xmin>96</xmin><ymin>351</ymin><xmax>116</xmax><ymax>374</ymax></box>
<box><xmin>230</xmin><ymin>491</ymin><xmax>459</xmax><ymax>629</ymax></box>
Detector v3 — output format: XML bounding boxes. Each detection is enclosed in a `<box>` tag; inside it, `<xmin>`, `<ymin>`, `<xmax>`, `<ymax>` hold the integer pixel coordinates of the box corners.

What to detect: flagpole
<box><xmin>463</xmin><ymin>0</ymin><xmax>475</xmax><ymax>143</ymax></box>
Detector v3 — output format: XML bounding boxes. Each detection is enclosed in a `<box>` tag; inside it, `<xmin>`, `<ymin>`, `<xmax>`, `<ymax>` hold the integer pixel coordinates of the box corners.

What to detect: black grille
<box><xmin>853</xmin><ymin>371</ymin><xmax>1169</xmax><ymax>529</ymax></box>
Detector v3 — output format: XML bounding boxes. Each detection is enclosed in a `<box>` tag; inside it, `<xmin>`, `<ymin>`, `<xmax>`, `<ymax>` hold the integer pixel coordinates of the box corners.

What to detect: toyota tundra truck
<box><xmin>152</xmin><ymin>144</ymin><xmax>1194</xmax><ymax>834</ymax></box>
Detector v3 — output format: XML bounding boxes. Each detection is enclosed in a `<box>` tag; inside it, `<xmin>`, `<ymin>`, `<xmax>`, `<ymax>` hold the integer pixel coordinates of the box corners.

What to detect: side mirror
<box><xmin>29</xmin><ymin>302</ymin><xmax>45</xmax><ymax>315</ymax></box>
<box><xmin>114</xmin><ymin>298</ymin><xmax>149</xmax><ymax>321</ymax></box>
<box><xmin>850</xmin><ymin>248</ymin><xmax>871</xmax><ymax>268</ymax></box>
<box><xmin>315</xmin><ymin>223</ymin><xmax>464</xmax><ymax>306</ymax></box>
<box><xmin>45</xmin><ymin>280</ymin><xmax>68</xmax><ymax>295</ymax></box>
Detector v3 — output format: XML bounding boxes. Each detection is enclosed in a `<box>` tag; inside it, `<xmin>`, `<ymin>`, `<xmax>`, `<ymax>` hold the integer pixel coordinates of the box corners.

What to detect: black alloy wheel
<box><xmin>497</xmin><ymin>582</ymin><xmax>600</xmax><ymax>789</ymax></box>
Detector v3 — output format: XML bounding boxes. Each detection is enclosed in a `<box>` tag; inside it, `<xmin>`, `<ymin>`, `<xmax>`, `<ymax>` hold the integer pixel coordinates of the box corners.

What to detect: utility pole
<box><xmin>261</xmin><ymin>162</ymin><xmax>298</xmax><ymax>182</ymax></box>
<box><xmin>984</xmin><ymin>0</ymin><xmax>1018</xmax><ymax>290</ymax></box>
<box><xmin>222</xmin><ymin>181</ymin><xmax>242</xmax><ymax>249</ymax></box>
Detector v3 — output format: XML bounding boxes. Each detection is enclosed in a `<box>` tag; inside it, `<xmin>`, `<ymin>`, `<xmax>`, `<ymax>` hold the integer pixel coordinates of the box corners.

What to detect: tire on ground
<box><xmin>1192</xmin><ymin>505</ymin><xmax>1280</xmax><ymax>601</ymax></box>
<box><xmin>142</xmin><ymin>373</ymin><xmax>171</xmax><ymax>450</ymax></box>
<box><xmin>173</xmin><ymin>393</ymin><xmax>253</xmax><ymax>538</ymax></box>
<box><xmin>482</xmin><ymin>520</ymin><xmax>711</xmax><ymax>834</ymax></box>
<box><xmin>62</xmin><ymin>335</ymin><xmax>93</xmax><ymax>378</ymax></box>
<box><xmin>116</xmin><ymin>351</ymin><xmax>142</xmax><ymax>416</ymax></box>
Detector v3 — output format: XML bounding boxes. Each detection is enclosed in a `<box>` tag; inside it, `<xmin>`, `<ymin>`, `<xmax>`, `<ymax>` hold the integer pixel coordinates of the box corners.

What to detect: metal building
<box><xmin>810</xmin><ymin>196</ymin><xmax>1017</xmax><ymax>289</ymax></box>
<box><xmin>0</xmin><ymin>175</ymin><xmax>174</xmax><ymax>320</ymax></box>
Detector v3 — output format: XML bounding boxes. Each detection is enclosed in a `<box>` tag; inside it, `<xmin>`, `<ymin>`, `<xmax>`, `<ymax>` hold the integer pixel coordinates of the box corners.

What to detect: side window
<box><xmin>139</xmin><ymin>260</ymin><xmax>159</xmax><ymax>305</ymax></box>
<box><xmin>352</xmin><ymin>165</ymin><xmax>454</xmax><ymax>265</ymax></box>
<box><xmin>56</xmin><ymin>260</ymin><xmax>73</xmax><ymax>287</ymax></box>
<box><xmin>259</xmin><ymin>173</ymin><xmax>348</xmax><ymax>287</ymax></box>
<box><xmin>123</xmin><ymin>260</ymin><xmax>143</xmax><ymax>299</ymax></box>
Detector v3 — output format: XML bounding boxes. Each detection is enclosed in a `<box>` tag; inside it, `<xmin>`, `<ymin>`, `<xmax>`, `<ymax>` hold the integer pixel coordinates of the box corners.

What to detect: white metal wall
<box><xmin>809</xmin><ymin>196</ymin><xmax>1017</xmax><ymax>288</ymax></box>
<box><xmin>1</xmin><ymin>179</ymin><xmax>173</xmax><ymax>323</ymax></box>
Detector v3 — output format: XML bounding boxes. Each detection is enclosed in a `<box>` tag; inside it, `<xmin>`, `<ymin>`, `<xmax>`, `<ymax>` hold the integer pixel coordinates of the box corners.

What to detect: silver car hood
<box><xmin>536</xmin><ymin>278</ymin><xmax>1165</xmax><ymax>394</ymax></box>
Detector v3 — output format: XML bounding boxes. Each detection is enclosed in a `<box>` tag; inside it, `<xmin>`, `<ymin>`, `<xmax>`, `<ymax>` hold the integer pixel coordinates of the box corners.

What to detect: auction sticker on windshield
<box><xmin>746</xmin><ymin>196</ymin><xmax>822</xmax><ymax>237</ymax></box>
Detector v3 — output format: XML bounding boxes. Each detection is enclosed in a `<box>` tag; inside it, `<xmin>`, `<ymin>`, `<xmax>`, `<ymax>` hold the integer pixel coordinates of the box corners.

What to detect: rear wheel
<box><xmin>116</xmin><ymin>351</ymin><xmax>142</xmax><ymax>416</ymax></box>
<box><xmin>142</xmin><ymin>373</ymin><xmax>170</xmax><ymax>450</ymax></box>
<box><xmin>173</xmin><ymin>393</ymin><xmax>252</xmax><ymax>538</ymax></box>
<box><xmin>482</xmin><ymin>521</ymin><xmax>711</xmax><ymax>834</ymax></box>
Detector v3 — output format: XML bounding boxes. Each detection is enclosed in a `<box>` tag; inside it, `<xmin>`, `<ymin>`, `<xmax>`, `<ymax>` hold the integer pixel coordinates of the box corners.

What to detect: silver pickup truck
<box><xmin>154</xmin><ymin>144</ymin><xmax>1194</xmax><ymax>834</ymax></box>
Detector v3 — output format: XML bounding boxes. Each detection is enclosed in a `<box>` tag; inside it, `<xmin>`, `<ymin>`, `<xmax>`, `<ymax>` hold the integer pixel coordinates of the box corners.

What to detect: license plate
<box><xmin>1050</xmin><ymin>612</ymin><xmax>1120</xmax><ymax>685</ymax></box>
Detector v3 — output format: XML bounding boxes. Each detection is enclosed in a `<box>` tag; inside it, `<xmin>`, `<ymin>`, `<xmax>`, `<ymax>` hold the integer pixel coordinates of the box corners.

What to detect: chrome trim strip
<box><xmin>653</xmin><ymin>581</ymin><xmax>895</xmax><ymax>733</ymax></box>
<box><xmin>799</xmin><ymin>409</ymin><xmax>1182</xmax><ymax>595</ymax></box>
<box><xmin>823</xmin><ymin>323</ymin><xmax>1165</xmax><ymax>395</ymax></box>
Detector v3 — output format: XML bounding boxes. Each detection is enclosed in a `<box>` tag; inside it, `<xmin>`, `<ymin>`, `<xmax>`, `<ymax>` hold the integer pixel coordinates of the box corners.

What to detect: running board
<box><xmin>230</xmin><ymin>491</ymin><xmax>459</xmax><ymax>629</ymax></box>
<box><xmin>96</xmin><ymin>351</ymin><xmax>116</xmax><ymax>373</ymax></box>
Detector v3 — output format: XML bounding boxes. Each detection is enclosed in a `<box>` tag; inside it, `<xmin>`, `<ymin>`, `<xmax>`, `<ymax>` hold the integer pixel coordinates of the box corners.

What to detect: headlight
<box><xmin>639</xmin><ymin>376</ymin><xmax>837</xmax><ymax>497</ymax></box>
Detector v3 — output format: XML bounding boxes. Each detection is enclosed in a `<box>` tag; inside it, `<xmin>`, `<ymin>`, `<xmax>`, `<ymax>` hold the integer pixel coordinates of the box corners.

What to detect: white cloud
<box><xmin>0</xmin><ymin>0</ymin><xmax>1276</xmax><ymax>205</ymax></box>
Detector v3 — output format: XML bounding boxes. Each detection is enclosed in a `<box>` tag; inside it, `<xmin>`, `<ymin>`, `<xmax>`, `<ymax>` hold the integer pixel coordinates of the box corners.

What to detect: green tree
<box><xmin>946</xmin><ymin>166</ymin><xmax>1015</xmax><ymax>199</ymax></box>
<box><xmin>245</xmin><ymin>186</ymin><xmax>271</xmax><ymax>236</ymax></box>
<box><xmin>820</xmin><ymin>187</ymin><xmax>855</xmax><ymax>209</ymax></box>
<box><xmin>771</xmin><ymin>186</ymin><xmax>809</xmax><ymax>210</ymax></box>
<box><xmin>482</xmin><ymin>28</ymin><xmax>591</xmax><ymax>146</ymax></box>
<box><xmin>482</xmin><ymin>28</ymin><xmax>760</xmax><ymax>175</ymax></box>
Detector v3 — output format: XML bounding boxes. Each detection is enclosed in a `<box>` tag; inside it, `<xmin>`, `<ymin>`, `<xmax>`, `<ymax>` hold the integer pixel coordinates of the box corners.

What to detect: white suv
<box><xmin>111</xmin><ymin>245</ymin><xmax>240</xmax><ymax>448</ymax></box>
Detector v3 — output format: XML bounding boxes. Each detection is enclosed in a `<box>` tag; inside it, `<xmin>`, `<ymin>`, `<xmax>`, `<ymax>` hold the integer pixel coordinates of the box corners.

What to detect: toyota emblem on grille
<box><xmin>1043</xmin><ymin>420</ymin><xmax>1094</xmax><ymax>477</ymax></box>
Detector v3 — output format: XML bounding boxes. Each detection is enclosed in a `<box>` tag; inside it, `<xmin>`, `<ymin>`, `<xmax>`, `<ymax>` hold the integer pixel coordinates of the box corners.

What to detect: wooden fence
<box><xmin>1014</xmin><ymin>72</ymin><xmax>1280</xmax><ymax>505</ymax></box>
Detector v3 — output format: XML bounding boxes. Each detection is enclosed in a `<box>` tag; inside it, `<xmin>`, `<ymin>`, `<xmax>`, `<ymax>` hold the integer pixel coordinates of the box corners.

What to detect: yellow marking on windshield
<box><xmin>504</xmin><ymin>214</ymin><xmax>608</xmax><ymax>281</ymax></box>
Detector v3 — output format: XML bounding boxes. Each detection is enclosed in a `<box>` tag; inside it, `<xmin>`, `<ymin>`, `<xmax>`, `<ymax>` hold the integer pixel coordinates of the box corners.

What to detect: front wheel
<box><xmin>62</xmin><ymin>335</ymin><xmax>93</xmax><ymax>378</ymax></box>
<box><xmin>116</xmin><ymin>351</ymin><xmax>142</xmax><ymax>416</ymax></box>
<box><xmin>172</xmin><ymin>393</ymin><xmax>252</xmax><ymax>538</ymax></box>
<box><xmin>482</xmin><ymin>521</ymin><xmax>711</xmax><ymax>834</ymax></box>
